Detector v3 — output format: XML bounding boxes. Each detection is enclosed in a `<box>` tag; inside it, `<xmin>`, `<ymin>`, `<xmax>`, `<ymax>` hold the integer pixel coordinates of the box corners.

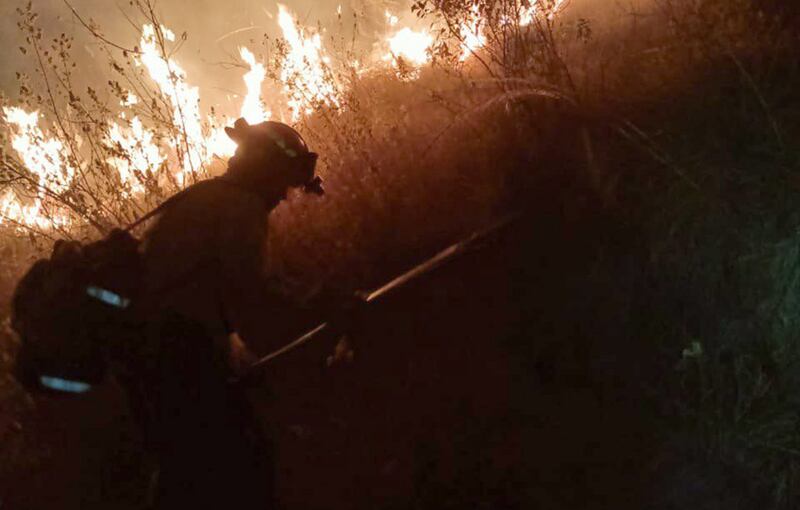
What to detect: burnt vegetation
<box><xmin>1</xmin><ymin>0</ymin><xmax>800</xmax><ymax>508</ymax></box>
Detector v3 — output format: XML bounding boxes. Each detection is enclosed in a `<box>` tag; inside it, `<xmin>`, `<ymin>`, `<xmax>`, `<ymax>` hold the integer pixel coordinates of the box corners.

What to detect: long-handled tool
<box><xmin>240</xmin><ymin>211</ymin><xmax>521</xmax><ymax>378</ymax></box>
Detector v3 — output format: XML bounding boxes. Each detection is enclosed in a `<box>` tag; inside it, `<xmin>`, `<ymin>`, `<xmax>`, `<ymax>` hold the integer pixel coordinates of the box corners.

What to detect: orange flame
<box><xmin>520</xmin><ymin>0</ymin><xmax>569</xmax><ymax>25</ymax></box>
<box><xmin>384</xmin><ymin>27</ymin><xmax>433</xmax><ymax>75</ymax></box>
<box><xmin>239</xmin><ymin>47</ymin><xmax>270</xmax><ymax>124</ymax></box>
<box><xmin>0</xmin><ymin>107</ymin><xmax>74</xmax><ymax>229</ymax></box>
<box><xmin>0</xmin><ymin>189</ymin><xmax>45</xmax><ymax>229</ymax></box>
<box><xmin>277</xmin><ymin>4</ymin><xmax>340</xmax><ymax>121</ymax></box>
<box><xmin>138</xmin><ymin>24</ymin><xmax>213</xmax><ymax>184</ymax></box>
<box><xmin>205</xmin><ymin>126</ymin><xmax>237</xmax><ymax>161</ymax></box>
<box><xmin>459</xmin><ymin>3</ymin><xmax>486</xmax><ymax>61</ymax></box>
<box><xmin>3</xmin><ymin>107</ymin><xmax>74</xmax><ymax>193</ymax></box>
<box><xmin>106</xmin><ymin>116</ymin><xmax>164</xmax><ymax>193</ymax></box>
<box><xmin>1</xmin><ymin>1</ymin><xmax>575</xmax><ymax>233</ymax></box>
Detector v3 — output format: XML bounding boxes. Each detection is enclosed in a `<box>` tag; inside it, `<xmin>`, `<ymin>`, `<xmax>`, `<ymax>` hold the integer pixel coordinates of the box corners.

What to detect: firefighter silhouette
<box><xmin>140</xmin><ymin>118</ymin><xmax>327</xmax><ymax>508</ymax></box>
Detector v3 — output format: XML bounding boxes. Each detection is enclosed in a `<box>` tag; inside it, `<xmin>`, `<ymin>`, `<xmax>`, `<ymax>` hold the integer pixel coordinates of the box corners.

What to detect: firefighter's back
<box><xmin>140</xmin><ymin>178</ymin><xmax>274</xmax><ymax>509</ymax></box>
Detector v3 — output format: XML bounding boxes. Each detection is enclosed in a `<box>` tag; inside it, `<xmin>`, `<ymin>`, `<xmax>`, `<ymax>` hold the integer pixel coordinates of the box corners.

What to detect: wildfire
<box><xmin>106</xmin><ymin>116</ymin><xmax>164</xmax><ymax>192</ymax></box>
<box><xmin>1</xmin><ymin>1</ymin><xmax>576</xmax><ymax>233</ymax></box>
<box><xmin>3</xmin><ymin>107</ymin><xmax>74</xmax><ymax>193</ymax></box>
<box><xmin>139</xmin><ymin>24</ymin><xmax>217</xmax><ymax>184</ymax></box>
<box><xmin>0</xmin><ymin>190</ymin><xmax>43</xmax><ymax>229</ymax></box>
<box><xmin>239</xmin><ymin>47</ymin><xmax>270</xmax><ymax>124</ymax></box>
<box><xmin>0</xmin><ymin>190</ymin><xmax>22</xmax><ymax>224</ymax></box>
<box><xmin>0</xmin><ymin>107</ymin><xmax>74</xmax><ymax>229</ymax></box>
<box><xmin>277</xmin><ymin>4</ymin><xmax>340</xmax><ymax>121</ymax></box>
<box><xmin>520</xmin><ymin>0</ymin><xmax>569</xmax><ymax>25</ymax></box>
<box><xmin>460</xmin><ymin>3</ymin><xmax>486</xmax><ymax>61</ymax></box>
<box><xmin>205</xmin><ymin>125</ymin><xmax>238</xmax><ymax>161</ymax></box>
<box><xmin>384</xmin><ymin>28</ymin><xmax>433</xmax><ymax>70</ymax></box>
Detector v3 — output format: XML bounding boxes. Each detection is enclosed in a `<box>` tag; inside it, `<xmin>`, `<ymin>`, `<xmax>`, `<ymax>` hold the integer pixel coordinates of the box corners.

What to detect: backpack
<box><xmin>11</xmin><ymin>188</ymin><xmax>195</xmax><ymax>395</ymax></box>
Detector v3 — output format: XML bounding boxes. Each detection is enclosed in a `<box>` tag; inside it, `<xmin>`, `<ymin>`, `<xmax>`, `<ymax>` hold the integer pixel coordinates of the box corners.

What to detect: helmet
<box><xmin>225</xmin><ymin>118</ymin><xmax>324</xmax><ymax>195</ymax></box>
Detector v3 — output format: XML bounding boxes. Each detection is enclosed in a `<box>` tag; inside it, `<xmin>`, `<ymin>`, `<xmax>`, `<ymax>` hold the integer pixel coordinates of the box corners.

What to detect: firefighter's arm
<box><xmin>215</xmin><ymin>196</ymin><xmax>320</xmax><ymax>358</ymax></box>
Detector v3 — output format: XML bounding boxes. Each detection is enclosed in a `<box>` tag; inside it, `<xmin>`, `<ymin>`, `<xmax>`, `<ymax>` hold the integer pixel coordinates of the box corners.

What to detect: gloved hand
<box><xmin>325</xmin><ymin>291</ymin><xmax>368</xmax><ymax>336</ymax></box>
<box><xmin>326</xmin><ymin>335</ymin><xmax>355</xmax><ymax>367</ymax></box>
<box><xmin>227</xmin><ymin>332</ymin><xmax>258</xmax><ymax>378</ymax></box>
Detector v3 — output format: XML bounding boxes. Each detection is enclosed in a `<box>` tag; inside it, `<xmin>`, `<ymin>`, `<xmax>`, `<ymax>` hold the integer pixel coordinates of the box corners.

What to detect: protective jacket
<box><xmin>139</xmin><ymin>176</ymin><xmax>306</xmax><ymax>509</ymax></box>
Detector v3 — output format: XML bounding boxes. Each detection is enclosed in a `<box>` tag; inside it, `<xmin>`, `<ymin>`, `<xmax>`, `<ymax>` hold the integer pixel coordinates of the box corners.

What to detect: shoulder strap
<box><xmin>123</xmin><ymin>186</ymin><xmax>196</xmax><ymax>233</ymax></box>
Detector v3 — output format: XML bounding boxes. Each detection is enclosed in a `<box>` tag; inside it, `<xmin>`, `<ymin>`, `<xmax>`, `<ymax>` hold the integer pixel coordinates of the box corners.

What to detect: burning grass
<box><xmin>0</xmin><ymin>0</ymin><xmax>799</xmax><ymax>507</ymax></box>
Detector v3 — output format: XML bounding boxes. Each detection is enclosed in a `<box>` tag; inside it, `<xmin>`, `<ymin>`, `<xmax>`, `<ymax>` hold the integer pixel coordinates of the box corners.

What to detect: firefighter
<box><xmin>139</xmin><ymin>118</ymin><xmax>331</xmax><ymax>509</ymax></box>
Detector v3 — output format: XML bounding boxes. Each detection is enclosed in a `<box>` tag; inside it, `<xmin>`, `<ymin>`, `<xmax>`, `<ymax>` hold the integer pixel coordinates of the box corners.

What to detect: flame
<box><xmin>0</xmin><ymin>190</ymin><xmax>22</xmax><ymax>224</ymax></box>
<box><xmin>121</xmin><ymin>92</ymin><xmax>139</xmax><ymax>107</ymax></box>
<box><xmin>0</xmin><ymin>190</ymin><xmax>69</xmax><ymax>230</ymax></box>
<box><xmin>3</xmin><ymin>107</ymin><xmax>74</xmax><ymax>193</ymax></box>
<box><xmin>459</xmin><ymin>3</ymin><xmax>486</xmax><ymax>61</ymax></box>
<box><xmin>277</xmin><ymin>4</ymin><xmax>340</xmax><ymax>122</ymax></box>
<box><xmin>382</xmin><ymin>9</ymin><xmax>435</xmax><ymax>74</ymax></box>
<box><xmin>520</xmin><ymin>0</ymin><xmax>568</xmax><ymax>25</ymax></box>
<box><xmin>384</xmin><ymin>28</ymin><xmax>433</xmax><ymax>70</ymax></box>
<box><xmin>1</xmin><ymin>107</ymin><xmax>74</xmax><ymax>229</ymax></box>
<box><xmin>106</xmin><ymin>116</ymin><xmax>164</xmax><ymax>192</ymax></box>
<box><xmin>520</xmin><ymin>5</ymin><xmax>535</xmax><ymax>26</ymax></box>
<box><xmin>1</xmin><ymin>1</ymin><xmax>577</xmax><ymax>233</ymax></box>
<box><xmin>138</xmin><ymin>24</ymin><xmax>212</xmax><ymax>184</ymax></box>
<box><xmin>0</xmin><ymin>190</ymin><xmax>39</xmax><ymax>229</ymax></box>
<box><xmin>239</xmin><ymin>47</ymin><xmax>270</xmax><ymax>124</ymax></box>
<box><xmin>205</xmin><ymin>126</ymin><xmax>237</xmax><ymax>161</ymax></box>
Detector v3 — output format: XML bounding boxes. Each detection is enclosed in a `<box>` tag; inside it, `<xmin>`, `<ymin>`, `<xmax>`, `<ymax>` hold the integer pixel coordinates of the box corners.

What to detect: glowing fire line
<box><xmin>1</xmin><ymin>2</ymin><xmax>573</xmax><ymax>232</ymax></box>
<box><xmin>383</xmin><ymin>27</ymin><xmax>433</xmax><ymax>79</ymax></box>
<box><xmin>277</xmin><ymin>4</ymin><xmax>340</xmax><ymax>122</ymax></box>
<box><xmin>106</xmin><ymin>116</ymin><xmax>165</xmax><ymax>193</ymax></box>
<box><xmin>1</xmin><ymin>107</ymin><xmax>73</xmax><ymax>229</ymax></box>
